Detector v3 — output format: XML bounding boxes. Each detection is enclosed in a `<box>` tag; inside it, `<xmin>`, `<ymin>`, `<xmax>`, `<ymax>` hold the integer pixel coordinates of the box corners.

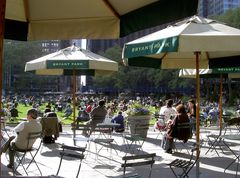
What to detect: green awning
<box><xmin>124</xmin><ymin>37</ymin><xmax>178</xmax><ymax>58</ymax></box>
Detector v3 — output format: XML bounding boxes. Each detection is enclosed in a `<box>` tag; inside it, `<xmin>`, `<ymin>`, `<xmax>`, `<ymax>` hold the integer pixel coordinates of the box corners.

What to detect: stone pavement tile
<box><xmin>1</xmin><ymin>126</ymin><xmax>240</xmax><ymax>177</ymax></box>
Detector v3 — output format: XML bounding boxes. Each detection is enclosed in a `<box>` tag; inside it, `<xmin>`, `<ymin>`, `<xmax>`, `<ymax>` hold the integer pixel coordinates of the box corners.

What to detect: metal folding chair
<box><xmin>40</xmin><ymin>116</ymin><xmax>59</xmax><ymax>143</ymax></box>
<box><xmin>121</xmin><ymin>153</ymin><xmax>156</xmax><ymax>178</ymax></box>
<box><xmin>72</xmin><ymin>124</ymin><xmax>93</xmax><ymax>158</ymax></box>
<box><xmin>222</xmin><ymin>135</ymin><xmax>240</xmax><ymax>177</ymax></box>
<box><xmin>167</xmin><ymin>145</ymin><xmax>199</xmax><ymax>178</ymax></box>
<box><xmin>154</xmin><ymin>115</ymin><xmax>166</xmax><ymax>139</ymax></box>
<box><xmin>205</xmin><ymin>124</ymin><xmax>227</xmax><ymax>156</ymax></box>
<box><xmin>13</xmin><ymin>131</ymin><xmax>42</xmax><ymax>176</ymax></box>
<box><xmin>173</xmin><ymin>122</ymin><xmax>192</xmax><ymax>154</ymax></box>
<box><xmin>93</xmin><ymin>138</ymin><xmax>118</xmax><ymax>160</ymax></box>
<box><xmin>56</xmin><ymin>144</ymin><xmax>86</xmax><ymax>178</ymax></box>
<box><xmin>1</xmin><ymin>118</ymin><xmax>11</xmax><ymax>141</ymax></box>
<box><xmin>123</xmin><ymin>123</ymin><xmax>149</xmax><ymax>154</ymax></box>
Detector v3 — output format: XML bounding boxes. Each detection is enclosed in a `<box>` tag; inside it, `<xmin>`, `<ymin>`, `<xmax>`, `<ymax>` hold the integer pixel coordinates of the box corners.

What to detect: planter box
<box><xmin>127</xmin><ymin>115</ymin><xmax>151</xmax><ymax>138</ymax></box>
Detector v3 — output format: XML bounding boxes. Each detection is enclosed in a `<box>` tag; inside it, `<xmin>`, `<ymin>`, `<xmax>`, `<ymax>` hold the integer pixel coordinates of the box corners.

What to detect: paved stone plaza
<box><xmin>1</xmin><ymin>126</ymin><xmax>240</xmax><ymax>178</ymax></box>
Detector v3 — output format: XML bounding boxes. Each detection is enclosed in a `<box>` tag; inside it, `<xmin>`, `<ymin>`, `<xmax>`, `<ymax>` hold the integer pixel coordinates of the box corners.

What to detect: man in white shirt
<box><xmin>1</xmin><ymin>108</ymin><xmax>42</xmax><ymax>168</ymax></box>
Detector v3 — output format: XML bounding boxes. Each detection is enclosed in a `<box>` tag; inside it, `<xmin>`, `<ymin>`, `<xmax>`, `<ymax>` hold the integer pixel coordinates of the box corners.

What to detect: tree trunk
<box><xmin>227</xmin><ymin>78</ymin><xmax>233</xmax><ymax>106</ymax></box>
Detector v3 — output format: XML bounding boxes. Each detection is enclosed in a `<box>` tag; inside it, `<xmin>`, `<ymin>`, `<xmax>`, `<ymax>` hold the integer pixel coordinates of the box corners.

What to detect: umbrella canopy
<box><xmin>123</xmin><ymin>15</ymin><xmax>240</xmax><ymax>69</ymax></box>
<box><xmin>179</xmin><ymin>68</ymin><xmax>240</xmax><ymax>78</ymax></box>
<box><xmin>4</xmin><ymin>0</ymin><xmax>198</xmax><ymax>41</ymax></box>
<box><xmin>25</xmin><ymin>45</ymin><xmax>118</xmax><ymax>75</ymax></box>
<box><xmin>122</xmin><ymin>15</ymin><xmax>240</xmax><ymax>178</ymax></box>
<box><xmin>25</xmin><ymin>45</ymin><xmax>118</xmax><ymax>141</ymax></box>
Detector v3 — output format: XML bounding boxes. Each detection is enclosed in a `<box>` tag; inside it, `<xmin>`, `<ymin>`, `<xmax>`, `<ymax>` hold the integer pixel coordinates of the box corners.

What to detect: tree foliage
<box><xmin>210</xmin><ymin>8</ymin><xmax>240</xmax><ymax>105</ymax></box>
<box><xmin>211</xmin><ymin>7</ymin><xmax>240</xmax><ymax>29</ymax></box>
<box><xmin>3</xmin><ymin>40</ymin><xmax>55</xmax><ymax>92</ymax></box>
<box><xmin>92</xmin><ymin>45</ymin><xmax>194</xmax><ymax>94</ymax></box>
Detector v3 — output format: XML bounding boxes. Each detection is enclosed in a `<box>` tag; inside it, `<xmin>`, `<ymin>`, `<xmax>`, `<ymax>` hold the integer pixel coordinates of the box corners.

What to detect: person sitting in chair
<box><xmin>10</xmin><ymin>106</ymin><xmax>19</xmax><ymax>121</ymax></box>
<box><xmin>159</xmin><ymin>99</ymin><xmax>177</xmax><ymax>124</ymax></box>
<box><xmin>71</xmin><ymin>107</ymin><xmax>90</xmax><ymax>128</ymax></box>
<box><xmin>77</xmin><ymin>107</ymin><xmax>90</xmax><ymax>122</ymax></box>
<box><xmin>64</xmin><ymin>105</ymin><xmax>73</xmax><ymax>119</ymax></box>
<box><xmin>82</xmin><ymin>100</ymin><xmax>107</xmax><ymax>137</ymax></box>
<box><xmin>40</xmin><ymin>108</ymin><xmax>61</xmax><ymax>143</ymax></box>
<box><xmin>1</xmin><ymin>109</ymin><xmax>42</xmax><ymax>168</ymax></box>
<box><xmin>111</xmin><ymin>111</ymin><xmax>125</xmax><ymax>132</ymax></box>
<box><xmin>161</xmin><ymin>104</ymin><xmax>191</xmax><ymax>154</ymax></box>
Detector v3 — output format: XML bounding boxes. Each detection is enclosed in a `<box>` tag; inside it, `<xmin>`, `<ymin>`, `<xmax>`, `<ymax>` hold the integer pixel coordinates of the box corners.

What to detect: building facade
<box><xmin>198</xmin><ymin>0</ymin><xmax>240</xmax><ymax>17</ymax></box>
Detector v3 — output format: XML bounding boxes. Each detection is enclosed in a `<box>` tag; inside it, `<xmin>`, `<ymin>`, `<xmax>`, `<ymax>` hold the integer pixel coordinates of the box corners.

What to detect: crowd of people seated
<box><xmin>1</xmin><ymin>93</ymin><xmax>238</xmax><ymax>151</ymax></box>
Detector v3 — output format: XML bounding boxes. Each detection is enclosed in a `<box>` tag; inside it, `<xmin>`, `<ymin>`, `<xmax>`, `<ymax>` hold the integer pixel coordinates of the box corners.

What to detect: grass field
<box><xmin>7</xmin><ymin>103</ymin><xmax>75</xmax><ymax>125</ymax></box>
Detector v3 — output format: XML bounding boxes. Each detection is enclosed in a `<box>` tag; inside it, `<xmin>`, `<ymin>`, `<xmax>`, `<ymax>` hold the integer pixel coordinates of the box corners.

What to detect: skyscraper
<box><xmin>198</xmin><ymin>0</ymin><xmax>240</xmax><ymax>17</ymax></box>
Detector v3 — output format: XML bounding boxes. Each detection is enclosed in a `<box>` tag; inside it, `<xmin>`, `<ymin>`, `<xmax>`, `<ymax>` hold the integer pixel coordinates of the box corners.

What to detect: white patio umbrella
<box><xmin>179</xmin><ymin>68</ymin><xmax>240</xmax><ymax>79</ymax></box>
<box><xmin>122</xmin><ymin>15</ymin><xmax>240</xmax><ymax>177</ymax></box>
<box><xmin>25</xmin><ymin>45</ymin><xmax>118</xmax><ymax>138</ymax></box>
<box><xmin>25</xmin><ymin>45</ymin><xmax>118</xmax><ymax>76</ymax></box>
<box><xmin>3</xmin><ymin>0</ymin><xmax>198</xmax><ymax>41</ymax></box>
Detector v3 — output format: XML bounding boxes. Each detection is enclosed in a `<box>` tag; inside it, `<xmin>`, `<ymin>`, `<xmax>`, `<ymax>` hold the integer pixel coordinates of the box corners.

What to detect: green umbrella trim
<box><xmin>47</xmin><ymin>60</ymin><xmax>89</xmax><ymax>69</ymax></box>
<box><xmin>124</xmin><ymin>36</ymin><xmax>178</xmax><ymax>58</ymax></box>
<box><xmin>213</xmin><ymin>67</ymin><xmax>240</xmax><ymax>73</ymax></box>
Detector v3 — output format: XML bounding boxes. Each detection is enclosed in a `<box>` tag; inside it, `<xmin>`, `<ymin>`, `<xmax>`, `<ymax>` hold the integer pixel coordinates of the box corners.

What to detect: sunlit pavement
<box><xmin>1</xmin><ymin>125</ymin><xmax>240</xmax><ymax>178</ymax></box>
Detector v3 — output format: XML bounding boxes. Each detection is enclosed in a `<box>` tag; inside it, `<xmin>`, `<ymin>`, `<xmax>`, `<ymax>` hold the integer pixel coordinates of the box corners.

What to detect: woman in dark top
<box><xmin>187</xmin><ymin>99</ymin><xmax>196</xmax><ymax>133</ymax></box>
<box><xmin>187</xmin><ymin>99</ymin><xmax>196</xmax><ymax>118</ymax></box>
<box><xmin>161</xmin><ymin>104</ymin><xmax>191</xmax><ymax>154</ymax></box>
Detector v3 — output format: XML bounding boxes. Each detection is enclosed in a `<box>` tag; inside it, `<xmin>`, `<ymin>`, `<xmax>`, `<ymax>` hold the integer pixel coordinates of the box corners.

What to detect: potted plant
<box><xmin>126</xmin><ymin>102</ymin><xmax>151</xmax><ymax>138</ymax></box>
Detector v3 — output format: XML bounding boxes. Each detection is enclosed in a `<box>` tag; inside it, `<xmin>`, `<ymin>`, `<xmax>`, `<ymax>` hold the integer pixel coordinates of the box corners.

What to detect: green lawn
<box><xmin>7</xmin><ymin>103</ymin><xmax>75</xmax><ymax>125</ymax></box>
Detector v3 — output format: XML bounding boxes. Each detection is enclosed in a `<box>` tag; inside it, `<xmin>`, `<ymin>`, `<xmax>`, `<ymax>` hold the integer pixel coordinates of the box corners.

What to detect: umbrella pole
<box><xmin>219</xmin><ymin>74</ymin><xmax>223</xmax><ymax>130</ymax></box>
<box><xmin>73</xmin><ymin>70</ymin><xmax>76</xmax><ymax>139</ymax></box>
<box><xmin>195</xmin><ymin>51</ymin><xmax>201</xmax><ymax>178</ymax></box>
<box><xmin>0</xmin><ymin>0</ymin><xmax>6</xmax><ymax>176</ymax></box>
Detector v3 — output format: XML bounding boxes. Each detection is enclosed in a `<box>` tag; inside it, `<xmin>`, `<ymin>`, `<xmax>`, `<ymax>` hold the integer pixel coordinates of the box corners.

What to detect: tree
<box><xmin>92</xmin><ymin>45</ymin><xmax>194</xmax><ymax>96</ymax></box>
<box><xmin>212</xmin><ymin>8</ymin><xmax>240</xmax><ymax>29</ymax></box>
<box><xmin>3</xmin><ymin>40</ymin><xmax>59</xmax><ymax>93</ymax></box>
